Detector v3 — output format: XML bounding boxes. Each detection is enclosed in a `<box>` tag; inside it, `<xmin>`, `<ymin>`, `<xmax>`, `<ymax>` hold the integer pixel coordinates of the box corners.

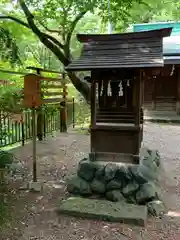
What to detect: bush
<box><xmin>0</xmin><ymin>150</ymin><xmax>14</xmax><ymax>169</ymax></box>
<box><xmin>0</xmin><ymin>150</ymin><xmax>15</xmax><ymax>226</ymax></box>
<box><xmin>0</xmin><ymin>85</ymin><xmax>23</xmax><ymax>114</ymax></box>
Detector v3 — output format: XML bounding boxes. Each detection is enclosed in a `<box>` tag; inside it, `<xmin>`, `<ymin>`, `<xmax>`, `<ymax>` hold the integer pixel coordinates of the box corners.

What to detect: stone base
<box><xmin>66</xmin><ymin>148</ymin><xmax>167</xmax><ymax>218</ymax></box>
<box><xmin>29</xmin><ymin>181</ymin><xmax>43</xmax><ymax>192</ymax></box>
<box><xmin>58</xmin><ymin>197</ymin><xmax>147</xmax><ymax>226</ymax></box>
<box><xmin>20</xmin><ymin>181</ymin><xmax>43</xmax><ymax>192</ymax></box>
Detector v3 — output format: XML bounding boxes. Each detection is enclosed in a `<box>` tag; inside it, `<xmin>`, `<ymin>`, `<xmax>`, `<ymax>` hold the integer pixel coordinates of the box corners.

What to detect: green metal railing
<box><xmin>0</xmin><ymin>110</ymin><xmax>61</xmax><ymax>147</ymax></box>
<box><xmin>0</xmin><ymin>98</ymin><xmax>92</xmax><ymax>147</ymax></box>
<box><xmin>0</xmin><ymin>100</ymin><xmax>76</xmax><ymax>147</ymax></box>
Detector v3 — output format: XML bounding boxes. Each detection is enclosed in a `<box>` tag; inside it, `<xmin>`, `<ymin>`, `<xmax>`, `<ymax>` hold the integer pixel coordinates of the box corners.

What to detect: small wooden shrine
<box><xmin>65</xmin><ymin>28</ymin><xmax>172</xmax><ymax>163</ymax></box>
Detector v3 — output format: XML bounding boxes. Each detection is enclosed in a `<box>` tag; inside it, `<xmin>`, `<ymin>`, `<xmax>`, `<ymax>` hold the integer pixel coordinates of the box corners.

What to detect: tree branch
<box><xmin>66</xmin><ymin>2</ymin><xmax>73</xmax><ymax>13</ymax></box>
<box><xmin>67</xmin><ymin>72</ymin><xmax>90</xmax><ymax>102</ymax></box>
<box><xmin>37</xmin><ymin>19</ymin><xmax>61</xmax><ymax>34</ymax></box>
<box><xmin>65</xmin><ymin>11</ymin><xmax>87</xmax><ymax>58</ymax></box>
<box><xmin>26</xmin><ymin>45</ymin><xmax>41</xmax><ymax>64</ymax></box>
<box><xmin>18</xmin><ymin>0</ymin><xmax>69</xmax><ymax>65</ymax></box>
<box><xmin>0</xmin><ymin>14</ymin><xmax>64</xmax><ymax>50</ymax></box>
<box><xmin>0</xmin><ymin>15</ymin><xmax>29</xmax><ymax>28</ymax></box>
<box><xmin>44</xmin><ymin>33</ymin><xmax>64</xmax><ymax>50</ymax></box>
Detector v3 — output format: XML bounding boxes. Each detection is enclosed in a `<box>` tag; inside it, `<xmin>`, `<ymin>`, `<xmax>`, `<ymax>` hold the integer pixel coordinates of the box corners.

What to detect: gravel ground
<box><xmin>1</xmin><ymin>122</ymin><xmax>180</xmax><ymax>240</ymax></box>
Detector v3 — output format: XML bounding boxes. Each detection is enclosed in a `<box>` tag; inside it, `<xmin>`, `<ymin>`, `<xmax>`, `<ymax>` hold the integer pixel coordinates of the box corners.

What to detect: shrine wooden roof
<box><xmin>65</xmin><ymin>28</ymin><xmax>172</xmax><ymax>71</ymax></box>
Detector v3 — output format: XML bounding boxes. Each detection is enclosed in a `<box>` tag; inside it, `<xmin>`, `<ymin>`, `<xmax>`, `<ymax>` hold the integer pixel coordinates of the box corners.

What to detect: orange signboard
<box><xmin>24</xmin><ymin>73</ymin><xmax>67</xmax><ymax>107</ymax></box>
<box><xmin>24</xmin><ymin>74</ymin><xmax>41</xmax><ymax>108</ymax></box>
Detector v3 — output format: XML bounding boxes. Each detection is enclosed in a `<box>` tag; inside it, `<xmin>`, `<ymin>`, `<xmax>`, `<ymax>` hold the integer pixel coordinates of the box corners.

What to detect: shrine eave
<box><xmin>77</xmin><ymin>28</ymin><xmax>172</xmax><ymax>42</ymax></box>
<box><xmin>65</xmin><ymin>28</ymin><xmax>172</xmax><ymax>72</ymax></box>
<box><xmin>65</xmin><ymin>62</ymin><xmax>164</xmax><ymax>72</ymax></box>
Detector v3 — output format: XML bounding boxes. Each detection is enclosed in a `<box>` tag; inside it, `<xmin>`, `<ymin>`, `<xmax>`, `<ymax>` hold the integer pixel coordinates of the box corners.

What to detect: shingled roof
<box><xmin>65</xmin><ymin>28</ymin><xmax>172</xmax><ymax>71</ymax></box>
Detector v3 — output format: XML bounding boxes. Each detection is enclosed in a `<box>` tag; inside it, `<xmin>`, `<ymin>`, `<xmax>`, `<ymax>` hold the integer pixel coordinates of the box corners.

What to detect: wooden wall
<box><xmin>143</xmin><ymin>65</ymin><xmax>178</xmax><ymax>112</ymax></box>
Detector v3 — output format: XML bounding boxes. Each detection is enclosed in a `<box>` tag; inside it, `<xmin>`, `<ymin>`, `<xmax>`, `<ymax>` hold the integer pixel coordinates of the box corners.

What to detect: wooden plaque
<box><xmin>24</xmin><ymin>74</ymin><xmax>41</xmax><ymax>108</ymax></box>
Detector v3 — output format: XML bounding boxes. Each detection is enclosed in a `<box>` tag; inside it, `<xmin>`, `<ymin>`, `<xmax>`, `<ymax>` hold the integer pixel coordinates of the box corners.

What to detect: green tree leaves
<box><xmin>0</xmin><ymin>27</ymin><xmax>21</xmax><ymax>66</ymax></box>
<box><xmin>0</xmin><ymin>0</ymin><xmax>180</xmax><ymax>100</ymax></box>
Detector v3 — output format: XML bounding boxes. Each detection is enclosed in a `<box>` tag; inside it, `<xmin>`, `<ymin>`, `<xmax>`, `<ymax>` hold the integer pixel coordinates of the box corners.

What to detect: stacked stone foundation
<box><xmin>67</xmin><ymin>148</ymin><xmax>167</xmax><ymax>217</ymax></box>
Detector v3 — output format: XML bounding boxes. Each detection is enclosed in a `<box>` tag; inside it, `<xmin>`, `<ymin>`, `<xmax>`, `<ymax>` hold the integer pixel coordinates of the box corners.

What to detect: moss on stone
<box><xmin>58</xmin><ymin>197</ymin><xmax>147</xmax><ymax>226</ymax></box>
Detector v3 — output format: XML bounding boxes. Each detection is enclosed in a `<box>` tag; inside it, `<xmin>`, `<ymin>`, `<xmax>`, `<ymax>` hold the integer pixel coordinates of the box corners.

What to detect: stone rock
<box><xmin>29</xmin><ymin>181</ymin><xmax>43</xmax><ymax>192</ymax></box>
<box><xmin>151</xmin><ymin>150</ymin><xmax>161</xmax><ymax>167</ymax></box>
<box><xmin>122</xmin><ymin>181</ymin><xmax>139</xmax><ymax>197</ymax></box>
<box><xmin>126</xmin><ymin>196</ymin><xmax>137</xmax><ymax>204</ymax></box>
<box><xmin>132</xmin><ymin>148</ymin><xmax>161</xmax><ymax>184</ymax></box>
<box><xmin>115</xmin><ymin>166</ymin><xmax>131</xmax><ymax>185</ymax></box>
<box><xmin>9</xmin><ymin>161</ymin><xmax>24</xmax><ymax>174</ymax></box>
<box><xmin>77</xmin><ymin>158</ymin><xmax>97</xmax><ymax>181</ymax></box>
<box><xmin>129</xmin><ymin>165</ymin><xmax>148</xmax><ymax>184</ymax></box>
<box><xmin>154</xmin><ymin>186</ymin><xmax>164</xmax><ymax>201</ymax></box>
<box><xmin>104</xmin><ymin>163</ymin><xmax>118</xmax><ymax>182</ymax></box>
<box><xmin>136</xmin><ymin>182</ymin><xmax>156</xmax><ymax>204</ymax></box>
<box><xmin>106</xmin><ymin>190</ymin><xmax>126</xmax><ymax>202</ymax></box>
<box><xmin>95</xmin><ymin>166</ymin><xmax>105</xmax><ymax>181</ymax></box>
<box><xmin>140</xmin><ymin>148</ymin><xmax>161</xmax><ymax>170</ymax></box>
<box><xmin>67</xmin><ymin>174</ymin><xmax>91</xmax><ymax>195</ymax></box>
<box><xmin>141</xmin><ymin>157</ymin><xmax>158</xmax><ymax>172</ymax></box>
<box><xmin>147</xmin><ymin>200</ymin><xmax>167</xmax><ymax>217</ymax></box>
<box><xmin>58</xmin><ymin>197</ymin><xmax>148</xmax><ymax>226</ymax></box>
<box><xmin>20</xmin><ymin>183</ymin><xmax>29</xmax><ymax>190</ymax></box>
<box><xmin>106</xmin><ymin>179</ymin><xmax>122</xmax><ymax>191</ymax></box>
<box><xmin>91</xmin><ymin>179</ymin><xmax>106</xmax><ymax>194</ymax></box>
<box><xmin>132</xmin><ymin>164</ymin><xmax>159</xmax><ymax>183</ymax></box>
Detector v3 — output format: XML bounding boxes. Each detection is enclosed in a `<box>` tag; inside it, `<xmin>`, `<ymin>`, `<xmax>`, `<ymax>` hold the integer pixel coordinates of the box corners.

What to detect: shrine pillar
<box><xmin>176</xmin><ymin>66</ymin><xmax>180</xmax><ymax>115</ymax></box>
<box><xmin>152</xmin><ymin>77</ymin><xmax>156</xmax><ymax>110</ymax></box>
<box><xmin>133</xmin><ymin>71</ymin><xmax>143</xmax><ymax>162</ymax></box>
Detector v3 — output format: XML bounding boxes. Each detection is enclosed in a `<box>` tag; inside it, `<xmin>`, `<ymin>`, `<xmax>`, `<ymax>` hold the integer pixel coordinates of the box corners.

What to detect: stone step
<box><xmin>58</xmin><ymin>197</ymin><xmax>147</xmax><ymax>227</ymax></box>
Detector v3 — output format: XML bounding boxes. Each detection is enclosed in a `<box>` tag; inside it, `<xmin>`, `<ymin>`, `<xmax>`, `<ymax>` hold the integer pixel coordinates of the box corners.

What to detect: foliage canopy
<box><xmin>0</xmin><ymin>0</ymin><xmax>180</xmax><ymax>100</ymax></box>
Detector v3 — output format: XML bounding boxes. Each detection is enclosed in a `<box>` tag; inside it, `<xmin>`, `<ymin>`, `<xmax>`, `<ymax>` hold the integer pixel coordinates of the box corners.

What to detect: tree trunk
<box><xmin>67</xmin><ymin>72</ymin><xmax>91</xmax><ymax>103</ymax></box>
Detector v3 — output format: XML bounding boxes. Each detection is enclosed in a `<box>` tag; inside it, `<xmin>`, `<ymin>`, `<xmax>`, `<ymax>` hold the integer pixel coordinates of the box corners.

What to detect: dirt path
<box><xmin>1</xmin><ymin>123</ymin><xmax>180</xmax><ymax>240</ymax></box>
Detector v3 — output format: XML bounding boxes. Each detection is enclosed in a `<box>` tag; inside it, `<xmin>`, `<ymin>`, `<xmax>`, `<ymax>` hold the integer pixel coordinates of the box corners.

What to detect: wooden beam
<box><xmin>43</xmin><ymin>92</ymin><xmax>63</xmax><ymax>97</ymax></box>
<box><xmin>90</xmin><ymin>72</ymin><xmax>97</xmax><ymax>153</ymax></box>
<box><xmin>135</xmin><ymin>73</ymin><xmax>141</xmax><ymax>126</ymax></box>
<box><xmin>27</xmin><ymin>66</ymin><xmax>64</xmax><ymax>74</ymax></box>
<box><xmin>176</xmin><ymin>66</ymin><xmax>180</xmax><ymax>115</ymax></box>
<box><xmin>39</xmin><ymin>76</ymin><xmax>62</xmax><ymax>82</ymax></box>
<box><xmin>91</xmin><ymin>75</ymin><xmax>96</xmax><ymax>128</ymax></box>
<box><xmin>134</xmin><ymin>70</ymin><xmax>142</xmax><ymax>163</ymax></box>
<box><xmin>43</xmin><ymin>98</ymin><xmax>62</xmax><ymax>104</ymax></box>
<box><xmin>152</xmin><ymin>77</ymin><xmax>156</xmax><ymax>110</ymax></box>
<box><xmin>41</xmin><ymin>84</ymin><xmax>62</xmax><ymax>89</ymax></box>
<box><xmin>0</xmin><ymin>69</ymin><xmax>29</xmax><ymax>75</ymax></box>
<box><xmin>141</xmin><ymin>71</ymin><xmax>145</xmax><ymax>106</ymax></box>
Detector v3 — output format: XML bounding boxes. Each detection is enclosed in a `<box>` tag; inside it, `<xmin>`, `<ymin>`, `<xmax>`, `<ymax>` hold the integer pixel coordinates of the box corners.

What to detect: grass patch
<box><xmin>0</xmin><ymin>200</ymin><xmax>9</xmax><ymax>226</ymax></box>
<box><xmin>0</xmin><ymin>182</ymin><xmax>11</xmax><ymax>228</ymax></box>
